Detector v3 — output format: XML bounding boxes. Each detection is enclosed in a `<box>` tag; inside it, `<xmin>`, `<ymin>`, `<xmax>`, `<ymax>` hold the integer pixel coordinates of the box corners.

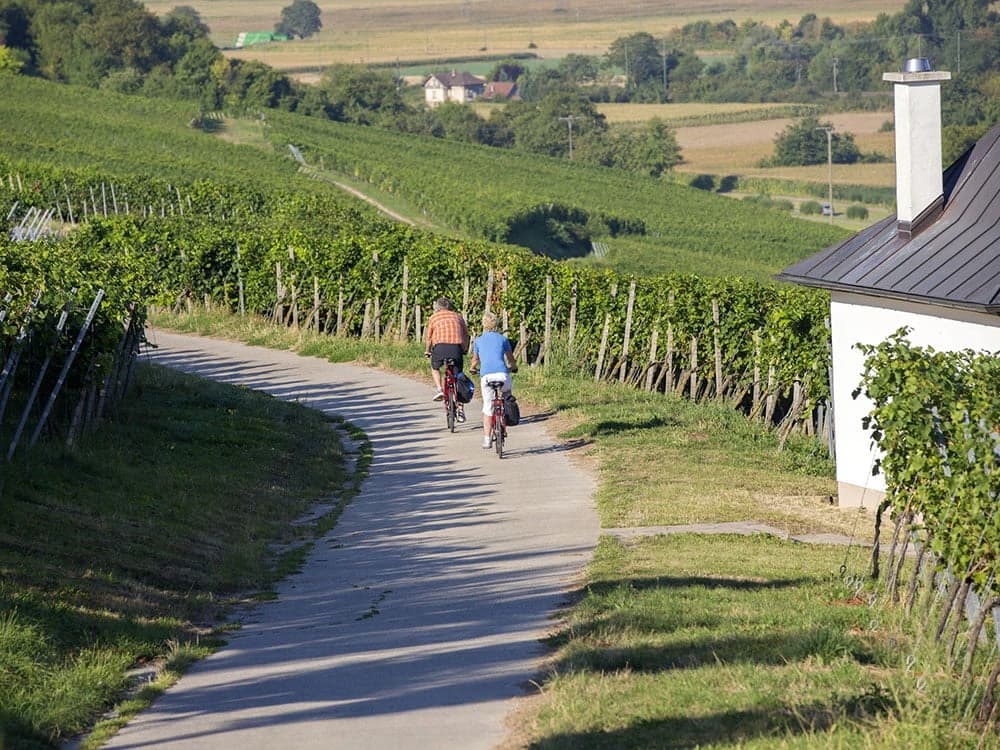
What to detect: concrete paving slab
<box><xmin>102</xmin><ymin>329</ymin><xmax>599</xmax><ymax>750</ymax></box>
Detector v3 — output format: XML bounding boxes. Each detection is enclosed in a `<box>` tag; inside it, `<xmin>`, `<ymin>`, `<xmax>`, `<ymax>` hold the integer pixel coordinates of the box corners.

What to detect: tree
<box><xmin>318</xmin><ymin>64</ymin><xmax>403</xmax><ymax>124</ymax></box>
<box><xmin>174</xmin><ymin>37</ymin><xmax>223</xmax><ymax>108</ymax></box>
<box><xmin>768</xmin><ymin>116</ymin><xmax>861</xmax><ymax>166</ymax></box>
<box><xmin>487</xmin><ymin>59</ymin><xmax>524</xmax><ymax>82</ymax></box>
<box><xmin>224</xmin><ymin>59</ymin><xmax>296</xmax><ymax>111</ymax></box>
<box><xmin>606</xmin><ymin>32</ymin><xmax>663</xmax><ymax>88</ymax></box>
<box><xmin>276</xmin><ymin>0</ymin><xmax>321</xmax><ymax>40</ymax></box>
<box><xmin>29</xmin><ymin>2</ymin><xmax>85</xmax><ymax>80</ymax></box>
<box><xmin>497</xmin><ymin>92</ymin><xmax>606</xmax><ymax>157</ymax></box>
<box><xmin>578</xmin><ymin>118</ymin><xmax>681</xmax><ymax>176</ymax></box>
<box><xmin>433</xmin><ymin>102</ymin><xmax>486</xmax><ymax>142</ymax></box>
<box><xmin>0</xmin><ymin>43</ymin><xmax>24</xmax><ymax>74</ymax></box>
<box><xmin>72</xmin><ymin>0</ymin><xmax>165</xmax><ymax>78</ymax></box>
<box><xmin>162</xmin><ymin>5</ymin><xmax>210</xmax><ymax>40</ymax></box>
<box><xmin>558</xmin><ymin>53</ymin><xmax>598</xmax><ymax>82</ymax></box>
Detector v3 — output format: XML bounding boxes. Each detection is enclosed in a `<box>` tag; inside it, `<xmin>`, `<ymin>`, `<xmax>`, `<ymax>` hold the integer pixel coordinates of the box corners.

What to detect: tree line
<box><xmin>2</xmin><ymin>0</ymin><xmax>998</xmax><ymax>174</ymax></box>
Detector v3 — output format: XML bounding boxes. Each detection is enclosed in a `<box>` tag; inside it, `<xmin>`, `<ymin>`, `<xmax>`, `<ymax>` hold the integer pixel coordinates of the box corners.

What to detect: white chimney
<box><xmin>883</xmin><ymin>59</ymin><xmax>951</xmax><ymax>237</ymax></box>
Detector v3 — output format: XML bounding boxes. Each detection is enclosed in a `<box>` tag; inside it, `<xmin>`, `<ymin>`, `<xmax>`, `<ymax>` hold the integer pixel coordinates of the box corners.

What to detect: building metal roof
<box><xmin>777</xmin><ymin>121</ymin><xmax>1000</xmax><ymax>313</ymax></box>
<box><xmin>425</xmin><ymin>71</ymin><xmax>486</xmax><ymax>88</ymax></box>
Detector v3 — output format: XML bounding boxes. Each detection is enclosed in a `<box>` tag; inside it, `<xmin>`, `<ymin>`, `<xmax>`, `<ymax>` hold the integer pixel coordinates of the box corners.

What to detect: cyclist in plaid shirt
<box><xmin>424</xmin><ymin>297</ymin><xmax>470</xmax><ymax>401</ymax></box>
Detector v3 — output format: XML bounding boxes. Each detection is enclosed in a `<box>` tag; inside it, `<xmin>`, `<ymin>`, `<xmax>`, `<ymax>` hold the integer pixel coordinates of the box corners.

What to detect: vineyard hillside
<box><xmin>261</xmin><ymin>109</ymin><xmax>851</xmax><ymax>279</ymax></box>
<box><xmin>0</xmin><ymin>76</ymin><xmax>851</xmax><ymax>281</ymax></box>
<box><xmin>0</xmin><ymin>77</ymin><xmax>344</xmax><ymax>202</ymax></box>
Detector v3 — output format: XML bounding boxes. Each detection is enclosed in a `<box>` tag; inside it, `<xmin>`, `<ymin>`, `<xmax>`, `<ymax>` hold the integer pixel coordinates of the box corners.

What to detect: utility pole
<box><xmin>661</xmin><ymin>38</ymin><xmax>668</xmax><ymax>94</ymax></box>
<box><xmin>558</xmin><ymin>115</ymin><xmax>576</xmax><ymax>159</ymax></box>
<box><xmin>957</xmin><ymin>28</ymin><xmax>961</xmax><ymax>75</ymax></box>
<box><xmin>832</xmin><ymin>57</ymin><xmax>839</xmax><ymax>93</ymax></box>
<box><xmin>816</xmin><ymin>127</ymin><xmax>833</xmax><ymax>223</ymax></box>
<box><xmin>624</xmin><ymin>42</ymin><xmax>630</xmax><ymax>88</ymax></box>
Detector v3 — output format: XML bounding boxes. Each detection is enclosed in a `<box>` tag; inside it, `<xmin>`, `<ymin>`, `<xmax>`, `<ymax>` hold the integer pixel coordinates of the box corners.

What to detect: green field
<box><xmin>142</xmin><ymin>0</ymin><xmax>905</xmax><ymax>67</ymax></box>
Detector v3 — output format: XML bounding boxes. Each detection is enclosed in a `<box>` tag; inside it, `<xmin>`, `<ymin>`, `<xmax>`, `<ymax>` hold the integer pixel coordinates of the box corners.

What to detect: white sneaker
<box><xmin>432</xmin><ymin>389</ymin><xmax>444</xmax><ymax>401</ymax></box>
<box><xmin>482</xmin><ymin>436</ymin><xmax>492</xmax><ymax>449</ymax></box>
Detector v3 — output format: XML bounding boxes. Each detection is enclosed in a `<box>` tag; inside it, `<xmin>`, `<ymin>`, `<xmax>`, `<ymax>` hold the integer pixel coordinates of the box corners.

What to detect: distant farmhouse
<box><xmin>234</xmin><ymin>32</ymin><xmax>288</xmax><ymax>49</ymax></box>
<box><xmin>481</xmin><ymin>81</ymin><xmax>519</xmax><ymax>102</ymax></box>
<box><xmin>424</xmin><ymin>71</ymin><xmax>486</xmax><ymax>107</ymax></box>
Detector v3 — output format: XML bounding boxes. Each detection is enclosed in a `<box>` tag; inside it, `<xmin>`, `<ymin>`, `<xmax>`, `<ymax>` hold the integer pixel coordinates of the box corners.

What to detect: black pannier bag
<box><xmin>455</xmin><ymin>372</ymin><xmax>474</xmax><ymax>404</ymax></box>
<box><xmin>504</xmin><ymin>394</ymin><xmax>520</xmax><ymax>426</ymax></box>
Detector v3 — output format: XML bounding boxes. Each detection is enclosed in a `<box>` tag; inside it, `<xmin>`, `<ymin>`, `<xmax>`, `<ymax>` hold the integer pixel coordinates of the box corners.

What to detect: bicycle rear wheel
<box><xmin>493</xmin><ymin>410</ymin><xmax>504</xmax><ymax>458</ymax></box>
<box><xmin>447</xmin><ymin>391</ymin><xmax>457</xmax><ymax>432</ymax></box>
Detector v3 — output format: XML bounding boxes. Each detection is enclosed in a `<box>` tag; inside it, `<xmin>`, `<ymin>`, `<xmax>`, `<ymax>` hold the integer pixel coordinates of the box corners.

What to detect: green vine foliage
<box><xmin>857</xmin><ymin>330</ymin><xmax>1000</xmax><ymax>586</ymax></box>
<box><xmin>3</xmin><ymin>164</ymin><xmax>837</xmax><ymax>449</ymax></box>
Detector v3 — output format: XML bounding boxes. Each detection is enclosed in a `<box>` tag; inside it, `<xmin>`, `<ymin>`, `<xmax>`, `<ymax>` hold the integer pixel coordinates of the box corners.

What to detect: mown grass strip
<box><xmin>526</xmin><ymin>534</ymin><xmax>882</xmax><ymax>749</ymax></box>
<box><xmin>0</xmin><ymin>364</ymin><xmax>351</xmax><ymax>749</ymax></box>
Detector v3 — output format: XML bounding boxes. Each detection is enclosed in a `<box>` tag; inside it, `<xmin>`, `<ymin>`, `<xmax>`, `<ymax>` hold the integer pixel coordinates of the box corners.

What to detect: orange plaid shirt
<box><xmin>425</xmin><ymin>309</ymin><xmax>469</xmax><ymax>350</ymax></box>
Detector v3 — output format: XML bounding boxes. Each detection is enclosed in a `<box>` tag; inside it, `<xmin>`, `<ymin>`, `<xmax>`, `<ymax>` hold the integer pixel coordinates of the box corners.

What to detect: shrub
<box><xmin>846</xmin><ymin>204</ymin><xmax>869</xmax><ymax>220</ymax></box>
<box><xmin>689</xmin><ymin>174</ymin><xmax>715</xmax><ymax>191</ymax></box>
<box><xmin>800</xmin><ymin>200</ymin><xmax>823</xmax><ymax>215</ymax></box>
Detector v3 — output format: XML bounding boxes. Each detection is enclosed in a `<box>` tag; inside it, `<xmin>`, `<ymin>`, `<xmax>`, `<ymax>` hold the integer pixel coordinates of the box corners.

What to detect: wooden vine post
<box><xmin>236</xmin><ymin>244</ymin><xmax>245</xmax><ymax>317</ymax></box>
<box><xmin>398</xmin><ymin>261</ymin><xmax>409</xmax><ymax>342</ymax></box>
<box><xmin>336</xmin><ymin>274</ymin><xmax>345</xmax><ymax>336</ymax></box>
<box><xmin>371</xmin><ymin>249</ymin><xmax>381</xmax><ymax>340</ymax></box>
<box><xmin>274</xmin><ymin>261</ymin><xmax>284</xmax><ymax>324</ymax></box>
<box><xmin>542</xmin><ymin>274</ymin><xmax>552</xmax><ymax>368</ymax></box>
<box><xmin>712</xmin><ymin>299</ymin><xmax>723</xmax><ymax>399</ymax></box>
<box><xmin>568</xmin><ymin>280</ymin><xmax>578</xmax><ymax>354</ymax></box>
<box><xmin>361</xmin><ymin>299</ymin><xmax>372</xmax><ymax>338</ymax></box>
<box><xmin>313</xmin><ymin>276</ymin><xmax>320</xmax><ymax>332</ymax></box>
<box><xmin>619</xmin><ymin>280</ymin><xmax>636</xmax><ymax>382</ymax></box>
<box><xmin>462</xmin><ymin>276</ymin><xmax>470</xmax><ymax>319</ymax></box>
<box><xmin>689</xmin><ymin>337</ymin><xmax>699</xmax><ymax>400</ymax></box>
<box><xmin>287</xmin><ymin>246</ymin><xmax>299</xmax><ymax>330</ymax></box>
<box><xmin>645</xmin><ymin>323</ymin><xmax>659</xmax><ymax>391</ymax></box>
<box><xmin>752</xmin><ymin>329</ymin><xmax>762</xmax><ymax>416</ymax></box>
<box><xmin>483</xmin><ymin>267</ymin><xmax>495</xmax><ymax>319</ymax></box>
<box><xmin>500</xmin><ymin>271</ymin><xmax>509</xmax><ymax>333</ymax></box>
<box><xmin>594</xmin><ymin>282</ymin><xmax>617</xmax><ymax>382</ymax></box>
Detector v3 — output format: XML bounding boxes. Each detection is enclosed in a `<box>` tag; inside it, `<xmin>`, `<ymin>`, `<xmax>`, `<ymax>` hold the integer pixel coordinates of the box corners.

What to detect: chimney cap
<box><xmin>904</xmin><ymin>57</ymin><xmax>932</xmax><ymax>73</ymax></box>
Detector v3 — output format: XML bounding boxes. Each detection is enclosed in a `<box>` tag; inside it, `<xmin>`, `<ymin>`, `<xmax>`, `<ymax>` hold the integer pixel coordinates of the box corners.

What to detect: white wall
<box><xmin>830</xmin><ymin>291</ymin><xmax>1000</xmax><ymax>507</ymax></box>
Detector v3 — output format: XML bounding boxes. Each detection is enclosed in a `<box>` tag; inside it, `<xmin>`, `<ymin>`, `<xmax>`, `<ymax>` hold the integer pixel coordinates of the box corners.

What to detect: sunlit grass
<box><xmin>0</xmin><ymin>364</ymin><xmax>351</xmax><ymax>748</ymax></box>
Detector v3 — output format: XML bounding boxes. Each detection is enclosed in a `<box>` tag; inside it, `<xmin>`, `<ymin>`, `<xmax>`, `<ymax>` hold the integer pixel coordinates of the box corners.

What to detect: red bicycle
<box><xmin>442</xmin><ymin>358</ymin><xmax>461</xmax><ymax>432</ymax></box>
<box><xmin>485</xmin><ymin>377</ymin><xmax>508</xmax><ymax>458</ymax></box>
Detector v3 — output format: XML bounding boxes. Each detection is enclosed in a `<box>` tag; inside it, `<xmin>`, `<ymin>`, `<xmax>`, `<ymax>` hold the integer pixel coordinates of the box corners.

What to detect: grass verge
<box><xmin>0</xmin><ymin>364</ymin><xmax>352</xmax><ymax>749</ymax></box>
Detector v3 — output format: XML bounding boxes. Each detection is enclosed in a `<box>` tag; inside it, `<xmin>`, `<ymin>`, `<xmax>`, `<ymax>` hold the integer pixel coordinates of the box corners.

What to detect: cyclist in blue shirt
<box><xmin>468</xmin><ymin>312</ymin><xmax>516</xmax><ymax>449</ymax></box>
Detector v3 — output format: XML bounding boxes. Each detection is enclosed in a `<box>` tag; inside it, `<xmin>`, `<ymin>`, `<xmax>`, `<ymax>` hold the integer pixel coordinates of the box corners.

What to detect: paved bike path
<box><xmin>104</xmin><ymin>330</ymin><xmax>599</xmax><ymax>750</ymax></box>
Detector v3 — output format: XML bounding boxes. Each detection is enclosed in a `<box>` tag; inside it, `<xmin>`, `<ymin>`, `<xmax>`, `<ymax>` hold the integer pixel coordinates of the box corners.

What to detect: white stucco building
<box><xmin>779</xmin><ymin>60</ymin><xmax>1000</xmax><ymax>509</ymax></box>
<box><xmin>423</xmin><ymin>71</ymin><xmax>486</xmax><ymax>107</ymax></box>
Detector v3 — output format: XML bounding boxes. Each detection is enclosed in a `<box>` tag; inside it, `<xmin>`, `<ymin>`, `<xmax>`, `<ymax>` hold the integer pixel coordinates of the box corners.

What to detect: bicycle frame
<box><xmin>486</xmin><ymin>380</ymin><xmax>506</xmax><ymax>458</ymax></box>
<box><xmin>442</xmin><ymin>359</ymin><xmax>459</xmax><ymax>432</ymax></box>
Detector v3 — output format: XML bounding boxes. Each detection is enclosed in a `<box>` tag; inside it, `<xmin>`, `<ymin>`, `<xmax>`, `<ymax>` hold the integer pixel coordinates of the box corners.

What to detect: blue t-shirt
<box><xmin>473</xmin><ymin>331</ymin><xmax>512</xmax><ymax>375</ymax></box>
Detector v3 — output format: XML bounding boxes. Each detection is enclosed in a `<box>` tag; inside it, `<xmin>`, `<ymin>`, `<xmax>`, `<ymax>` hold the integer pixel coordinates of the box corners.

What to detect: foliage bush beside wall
<box><xmin>858</xmin><ymin>330</ymin><xmax>1000</xmax><ymax>586</ymax></box>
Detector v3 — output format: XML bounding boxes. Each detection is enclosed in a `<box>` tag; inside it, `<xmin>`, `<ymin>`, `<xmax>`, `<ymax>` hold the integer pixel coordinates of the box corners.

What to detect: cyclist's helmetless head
<box><xmin>482</xmin><ymin>312</ymin><xmax>498</xmax><ymax>331</ymax></box>
<box><xmin>434</xmin><ymin>297</ymin><xmax>453</xmax><ymax>311</ymax></box>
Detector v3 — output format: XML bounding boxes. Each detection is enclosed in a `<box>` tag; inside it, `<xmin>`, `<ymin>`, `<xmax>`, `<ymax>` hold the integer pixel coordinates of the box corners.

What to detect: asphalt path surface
<box><xmin>103</xmin><ymin>329</ymin><xmax>599</xmax><ymax>750</ymax></box>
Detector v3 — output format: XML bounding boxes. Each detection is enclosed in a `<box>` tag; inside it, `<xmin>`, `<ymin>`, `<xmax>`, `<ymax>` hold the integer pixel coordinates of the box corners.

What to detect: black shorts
<box><xmin>431</xmin><ymin>343</ymin><xmax>464</xmax><ymax>372</ymax></box>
